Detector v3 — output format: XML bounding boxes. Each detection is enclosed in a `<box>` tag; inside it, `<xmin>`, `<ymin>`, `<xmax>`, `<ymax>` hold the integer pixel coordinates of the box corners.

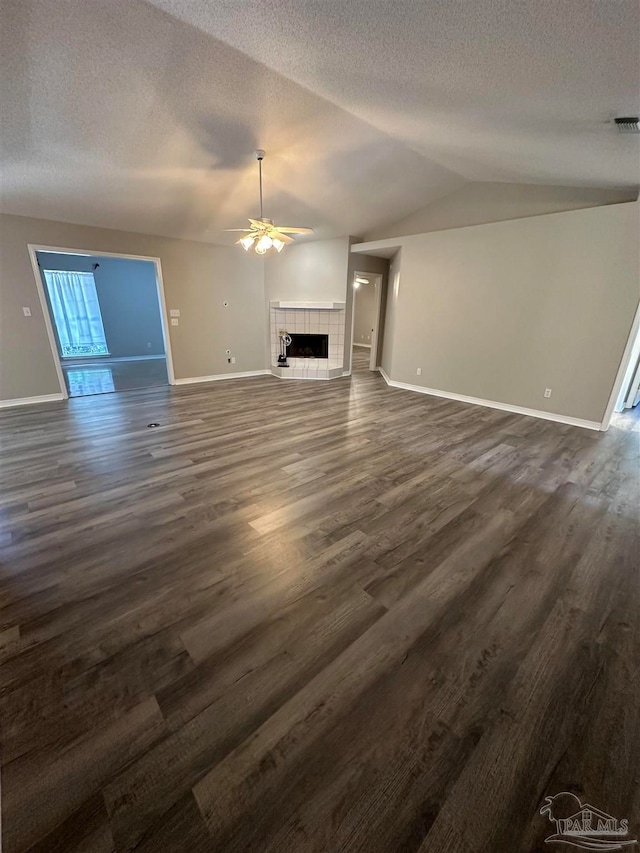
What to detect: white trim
<box><xmin>271</xmin><ymin>373</ymin><xmax>333</xmax><ymax>381</ymax></box>
<box><xmin>153</xmin><ymin>258</ymin><xmax>176</xmax><ymax>386</ymax></box>
<box><xmin>174</xmin><ymin>370</ymin><xmax>270</xmax><ymax>386</ymax></box>
<box><xmin>0</xmin><ymin>393</ymin><xmax>65</xmax><ymax>409</ymax></box>
<box><xmin>269</xmin><ymin>301</ymin><xmax>345</xmax><ymax>309</ymax></box>
<box><xmin>352</xmin><ymin>343</ymin><xmax>372</xmax><ymax>349</ymax></box>
<box><xmin>62</xmin><ymin>354</ymin><xmax>166</xmax><ymax>364</ymax></box>
<box><xmin>26</xmin><ymin>243</ymin><xmax>176</xmax><ymax>391</ymax></box>
<box><xmin>377</xmin><ymin>368</ymin><xmax>601</xmax><ymax>431</ymax></box>
<box><xmin>369</xmin><ymin>274</ymin><xmax>384</xmax><ymax>371</ymax></box>
<box><xmin>26</xmin><ymin>247</ymin><xmax>69</xmax><ymax>399</ymax></box>
<box><xmin>601</xmin><ymin>300</ymin><xmax>640</xmax><ymax>429</ymax></box>
<box><xmin>623</xmin><ymin>357</ymin><xmax>640</xmax><ymax>410</ymax></box>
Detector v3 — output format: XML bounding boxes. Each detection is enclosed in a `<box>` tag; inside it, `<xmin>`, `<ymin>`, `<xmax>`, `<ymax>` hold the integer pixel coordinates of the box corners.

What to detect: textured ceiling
<box><xmin>1</xmin><ymin>0</ymin><xmax>638</xmax><ymax>244</ymax></box>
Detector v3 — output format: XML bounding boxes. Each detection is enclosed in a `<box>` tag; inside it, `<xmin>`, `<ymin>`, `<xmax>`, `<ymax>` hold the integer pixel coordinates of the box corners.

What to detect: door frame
<box><xmin>27</xmin><ymin>244</ymin><xmax>176</xmax><ymax>399</ymax></box>
<box><xmin>600</xmin><ymin>300</ymin><xmax>640</xmax><ymax>429</ymax></box>
<box><xmin>349</xmin><ymin>270</ymin><xmax>383</xmax><ymax>374</ymax></box>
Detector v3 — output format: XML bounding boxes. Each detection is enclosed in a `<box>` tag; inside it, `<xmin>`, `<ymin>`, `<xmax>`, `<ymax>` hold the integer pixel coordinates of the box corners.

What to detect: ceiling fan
<box><xmin>223</xmin><ymin>150</ymin><xmax>313</xmax><ymax>254</ymax></box>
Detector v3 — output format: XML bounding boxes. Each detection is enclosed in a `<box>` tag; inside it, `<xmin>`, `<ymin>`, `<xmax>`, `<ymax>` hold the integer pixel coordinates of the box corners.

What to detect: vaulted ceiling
<box><xmin>1</xmin><ymin>0</ymin><xmax>638</xmax><ymax>244</ymax></box>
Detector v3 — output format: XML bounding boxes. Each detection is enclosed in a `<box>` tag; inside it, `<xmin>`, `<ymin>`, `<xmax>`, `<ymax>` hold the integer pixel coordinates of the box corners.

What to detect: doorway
<box><xmin>29</xmin><ymin>246</ymin><xmax>174</xmax><ymax>399</ymax></box>
<box><xmin>599</xmin><ymin>301</ymin><xmax>640</xmax><ymax>429</ymax></box>
<box><xmin>350</xmin><ymin>271</ymin><xmax>383</xmax><ymax>373</ymax></box>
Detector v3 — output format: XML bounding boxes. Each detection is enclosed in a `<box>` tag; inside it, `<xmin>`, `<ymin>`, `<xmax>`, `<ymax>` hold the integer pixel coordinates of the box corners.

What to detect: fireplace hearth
<box><xmin>288</xmin><ymin>333</ymin><xmax>329</xmax><ymax>359</ymax></box>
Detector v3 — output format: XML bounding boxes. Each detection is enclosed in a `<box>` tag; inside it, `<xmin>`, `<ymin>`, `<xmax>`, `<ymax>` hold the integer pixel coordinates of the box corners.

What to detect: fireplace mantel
<box><xmin>269</xmin><ymin>300</ymin><xmax>345</xmax><ymax>310</ymax></box>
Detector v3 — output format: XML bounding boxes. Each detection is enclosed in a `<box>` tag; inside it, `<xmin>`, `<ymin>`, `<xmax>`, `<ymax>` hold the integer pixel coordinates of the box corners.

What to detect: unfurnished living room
<box><xmin>0</xmin><ymin>1</ymin><xmax>639</xmax><ymax>851</ymax></box>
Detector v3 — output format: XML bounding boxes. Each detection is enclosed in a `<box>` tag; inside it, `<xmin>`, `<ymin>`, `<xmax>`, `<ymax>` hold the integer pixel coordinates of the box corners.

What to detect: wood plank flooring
<box><xmin>0</xmin><ymin>358</ymin><xmax>638</xmax><ymax>852</ymax></box>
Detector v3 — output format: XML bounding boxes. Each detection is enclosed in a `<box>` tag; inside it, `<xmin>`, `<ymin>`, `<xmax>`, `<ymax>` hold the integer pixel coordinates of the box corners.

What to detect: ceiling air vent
<box><xmin>614</xmin><ymin>116</ymin><xmax>640</xmax><ymax>133</ymax></box>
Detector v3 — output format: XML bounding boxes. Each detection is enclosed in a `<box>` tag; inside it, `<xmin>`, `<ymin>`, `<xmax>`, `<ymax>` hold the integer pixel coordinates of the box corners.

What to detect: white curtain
<box><xmin>43</xmin><ymin>270</ymin><xmax>108</xmax><ymax>357</ymax></box>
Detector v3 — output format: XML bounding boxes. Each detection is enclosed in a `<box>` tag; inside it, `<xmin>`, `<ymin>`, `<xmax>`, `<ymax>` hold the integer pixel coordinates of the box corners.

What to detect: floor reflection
<box><xmin>61</xmin><ymin>357</ymin><xmax>168</xmax><ymax>397</ymax></box>
<box><xmin>65</xmin><ymin>368</ymin><xmax>115</xmax><ymax>397</ymax></box>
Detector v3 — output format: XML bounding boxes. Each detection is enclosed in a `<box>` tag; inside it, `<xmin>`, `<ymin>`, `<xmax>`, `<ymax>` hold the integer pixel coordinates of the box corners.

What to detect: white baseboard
<box><xmin>174</xmin><ymin>370</ymin><xmax>270</xmax><ymax>386</ymax></box>
<box><xmin>272</xmin><ymin>373</ymin><xmax>332</xmax><ymax>381</ymax></box>
<box><xmin>377</xmin><ymin>368</ymin><xmax>602</xmax><ymax>431</ymax></box>
<box><xmin>353</xmin><ymin>343</ymin><xmax>372</xmax><ymax>349</ymax></box>
<box><xmin>0</xmin><ymin>393</ymin><xmax>65</xmax><ymax>409</ymax></box>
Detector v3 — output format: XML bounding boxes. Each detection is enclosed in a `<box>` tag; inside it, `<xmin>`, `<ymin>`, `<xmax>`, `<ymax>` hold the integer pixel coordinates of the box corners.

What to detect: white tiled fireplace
<box><xmin>270</xmin><ymin>301</ymin><xmax>346</xmax><ymax>380</ymax></box>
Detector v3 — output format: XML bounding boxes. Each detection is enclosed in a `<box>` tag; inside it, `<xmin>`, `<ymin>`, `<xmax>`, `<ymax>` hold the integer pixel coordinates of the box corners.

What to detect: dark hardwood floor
<box><xmin>0</xmin><ymin>364</ymin><xmax>638</xmax><ymax>852</ymax></box>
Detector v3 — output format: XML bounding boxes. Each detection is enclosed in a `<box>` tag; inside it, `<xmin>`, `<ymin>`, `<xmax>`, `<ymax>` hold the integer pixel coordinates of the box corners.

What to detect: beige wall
<box><xmin>365</xmin><ymin>182</ymin><xmax>637</xmax><ymax>241</ymax></box>
<box><xmin>0</xmin><ymin>213</ymin><xmax>267</xmax><ymax>401</ymax></box>
<box><xmin>371</xmin><ymin>202</ymin><xmax>639</xmax><ymax>424</ymax></box>
<box><xmin>264</xmin><ymin>238</ymin><xmax>351</xmax><ymax>303</ymax></box>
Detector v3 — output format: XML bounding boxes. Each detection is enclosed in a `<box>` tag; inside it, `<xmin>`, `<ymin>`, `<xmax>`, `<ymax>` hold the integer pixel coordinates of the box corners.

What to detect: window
<box><xmin>43</xmin><ymin>270</ymin><xmax>109</xmax><ymax>357</ymax></box>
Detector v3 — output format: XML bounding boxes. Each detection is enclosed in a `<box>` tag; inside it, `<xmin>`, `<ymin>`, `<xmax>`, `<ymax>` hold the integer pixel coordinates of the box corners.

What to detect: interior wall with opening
<box><xmin>0</xmin><ymin>213</ymin><xmax>269</xmax><ymax>404</ymax></box>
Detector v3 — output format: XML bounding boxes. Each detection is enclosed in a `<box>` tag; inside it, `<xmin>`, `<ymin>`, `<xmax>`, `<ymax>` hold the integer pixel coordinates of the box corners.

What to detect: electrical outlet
<box><xmin>22</xmin><ymin>307</ymin><xmax>31</xmax><ymax>316</ymax></box>
<box><xmin>416</xmin><ymin>368</ymin><xmax>422</xmax><ymax>376</ymax></box>
<box><xmin>171</xmin><ymin>318</ymin><xmax>179</xmax><ymax>326</ymax></box>
<box><xmin>544</xmin><ymin>388</ymin><xmax>552</xmax><ymax>398</ymax></box>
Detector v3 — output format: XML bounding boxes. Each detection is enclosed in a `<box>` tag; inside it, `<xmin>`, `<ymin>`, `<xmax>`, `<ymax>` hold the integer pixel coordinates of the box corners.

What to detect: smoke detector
<box><xmin>614</xmin><ymin>116</ymin><xmax>640</xmax><ymax>133</ymax></box>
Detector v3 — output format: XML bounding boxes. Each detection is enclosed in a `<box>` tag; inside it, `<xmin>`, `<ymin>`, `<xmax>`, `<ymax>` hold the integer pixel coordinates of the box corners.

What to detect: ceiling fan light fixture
<box><xmin>224</xmin><ymin>151</ymin><xmax>313</xmax><ymax>255</ymax></box>
<box><xmin>256</xmin><ymin>234</ymin><xmax>273</xmax><ymax>253</ymax></box>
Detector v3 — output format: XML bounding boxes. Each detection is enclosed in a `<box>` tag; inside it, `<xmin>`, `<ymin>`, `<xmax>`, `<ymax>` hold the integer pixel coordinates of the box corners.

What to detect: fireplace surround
<box><xmin>270</xmin><ymin>301</ymin><xmax>346</xmax><ymax>380</ymax></box>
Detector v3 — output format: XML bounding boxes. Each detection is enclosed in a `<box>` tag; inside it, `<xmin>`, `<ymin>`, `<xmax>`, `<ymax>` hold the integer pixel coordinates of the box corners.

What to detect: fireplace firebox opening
<box><xmin>287</xmin><ymin>333</ymin><xmax>329</xmax><ymax>358</ymax></box>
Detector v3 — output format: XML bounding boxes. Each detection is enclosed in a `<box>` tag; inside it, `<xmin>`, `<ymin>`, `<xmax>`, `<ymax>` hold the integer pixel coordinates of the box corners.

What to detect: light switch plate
<box><xmin>22</xmin><ymin>307</ymin><xmax>32</xmax><ymax>316</ymax></box>
<box><xmin>170</xmin><ymin>309</ymin><xmax>180</xmax><ymax>317</ymax></box>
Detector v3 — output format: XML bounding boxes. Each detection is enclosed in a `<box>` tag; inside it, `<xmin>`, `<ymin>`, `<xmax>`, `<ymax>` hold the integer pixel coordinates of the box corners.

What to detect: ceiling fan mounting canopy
<box><xmin>223</xmin><ymin>150</ymin><xmax>313</xmax><ymax>254</ymax></box>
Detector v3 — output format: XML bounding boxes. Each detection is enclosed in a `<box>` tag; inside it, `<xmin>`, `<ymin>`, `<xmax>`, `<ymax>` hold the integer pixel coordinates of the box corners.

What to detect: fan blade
<box><xmin>268</xmin><ymin>230</ymin><xmax>294</xmax><ymax>244</ymax></box>
<box><xmin>274</xmin><ymin>227</ymin><xmax>314</xmax><ymax>234</ymax></box>
<box><xmin>248</xmin><ymin>218</ymin><xmax>268</xmax><ymax>228</ymax></box>
<box><xmin>222</xmin><ymin>228</ymin><xmax>254</xmax><ymax>232</ymax></box>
